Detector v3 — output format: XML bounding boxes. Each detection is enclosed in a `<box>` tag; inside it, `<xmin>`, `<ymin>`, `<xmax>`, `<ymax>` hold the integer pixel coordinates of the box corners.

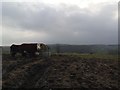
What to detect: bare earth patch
<box><xmin>2</xmin><ymin>54</ymin><xmax>119</xmax><ymax>89</ymax></box>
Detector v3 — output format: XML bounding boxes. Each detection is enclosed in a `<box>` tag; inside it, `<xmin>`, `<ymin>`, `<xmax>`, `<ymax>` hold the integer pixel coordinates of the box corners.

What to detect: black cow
<box><xmin>10</xmin><ymin>44</ymin><xmax>21</xmax><ymax>57</ymax></box>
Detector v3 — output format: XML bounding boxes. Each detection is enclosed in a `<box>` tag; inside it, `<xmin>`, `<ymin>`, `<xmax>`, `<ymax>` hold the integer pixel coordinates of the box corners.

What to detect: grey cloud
<box><xmin>2</xmin><ymin>2</ymin><xmax>118</xmax><ymax>45</ymax></box>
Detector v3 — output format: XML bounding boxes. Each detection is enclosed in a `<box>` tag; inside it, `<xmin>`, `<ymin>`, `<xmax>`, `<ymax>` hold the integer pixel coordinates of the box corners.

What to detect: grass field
<box><xmin>51</xmin><ymin>53</ymin><xmax>119</xmax><ymax>61</ymax></box>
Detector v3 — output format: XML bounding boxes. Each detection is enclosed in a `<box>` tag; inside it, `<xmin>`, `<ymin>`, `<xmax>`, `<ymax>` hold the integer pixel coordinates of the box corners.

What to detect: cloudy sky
<box><xmin>1</xmin><ymin>0</ymin><xmax>119</xmax><ymax>46</ymax></box>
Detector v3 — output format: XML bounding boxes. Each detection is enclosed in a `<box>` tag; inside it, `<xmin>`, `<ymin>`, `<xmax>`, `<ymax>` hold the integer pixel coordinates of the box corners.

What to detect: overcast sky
<box><xmin>1</xmin><ymin>0</ymin><xmax>119</xmax><ymax>46</ymax></box>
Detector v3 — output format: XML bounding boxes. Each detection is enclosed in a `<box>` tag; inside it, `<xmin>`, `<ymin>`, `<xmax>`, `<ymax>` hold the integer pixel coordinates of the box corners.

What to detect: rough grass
<box><xmin>51</xmin><ymin>53</ymin><xmax>119</xmax><ymax>61</ymax></box>
<box><xmin>2</xmin><ymin>52</ymin><xmax>119</xmax><ymax>62</ymax></box>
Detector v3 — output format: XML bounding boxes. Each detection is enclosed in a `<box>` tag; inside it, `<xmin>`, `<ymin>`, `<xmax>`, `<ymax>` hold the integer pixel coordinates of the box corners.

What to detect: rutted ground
<box><xmin>2</xmin><ymin>54</ymin><xmax>119</xmax><ymax>89</ymax></box>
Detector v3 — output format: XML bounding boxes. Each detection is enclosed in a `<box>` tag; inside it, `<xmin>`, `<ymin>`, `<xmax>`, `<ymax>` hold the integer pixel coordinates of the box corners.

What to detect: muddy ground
<box><xmin>2</xmin><ymin>54</ymin><xmax>119</xmax><ymax>89</ymax></box>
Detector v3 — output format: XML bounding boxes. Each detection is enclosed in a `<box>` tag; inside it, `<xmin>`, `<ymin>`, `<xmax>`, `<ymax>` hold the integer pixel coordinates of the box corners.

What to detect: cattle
<box><xmin>10</xmin><ymin>43</ymin><xmax>49</xmax><ymax>57</ymax></box>
<box><xmin>10</xmin><ymin>44</ymin><xmax>21</xmax><ymax>57</ymax></box>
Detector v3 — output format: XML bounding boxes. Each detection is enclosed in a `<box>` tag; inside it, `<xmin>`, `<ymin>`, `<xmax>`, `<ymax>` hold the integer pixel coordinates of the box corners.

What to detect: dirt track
<box><xmin>2</xmin><ymin>54</ymin><xmax>119</xmax><ymax>89</ymax></box>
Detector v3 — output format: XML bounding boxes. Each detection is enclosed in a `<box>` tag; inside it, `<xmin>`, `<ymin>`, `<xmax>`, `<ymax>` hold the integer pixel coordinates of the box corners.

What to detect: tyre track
<box><xmin>3</xmin><ymin>58</ymin><xmax>50</xmax><ymax>88</ymax></box>
<box><xmin>20</xmin><ymin>58</ymin><xmax>52</xmax><ymax>88</ymax></box>
<box><xmin>3</xmin><ymin>58</ymin><xmax>40</xmax><ymax>79</ymax></box>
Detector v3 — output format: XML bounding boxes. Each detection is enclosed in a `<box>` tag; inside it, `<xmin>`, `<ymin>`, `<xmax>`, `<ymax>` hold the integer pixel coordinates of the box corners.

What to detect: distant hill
<box><xmin>48</xmin><ymin>44</ymin><xmax>118</xmax><ymax>55</ymax></box>
<box><xmin>1</xmin><ymin>44</ymin><xmax>118</xmax><ymax>55</ymax></box>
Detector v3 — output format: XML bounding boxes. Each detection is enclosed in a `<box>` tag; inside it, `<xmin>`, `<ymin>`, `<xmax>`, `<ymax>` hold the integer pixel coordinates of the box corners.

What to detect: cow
<box><xmin>10</xmin><ymin>43</ymin><xmax>49</xmax><ymax>57</ymax></box>
<box><xmin>20</xmin><ymin>43</ymin><xmax>39</xmax><ymax>56</ymax></box>
<box><xmin>10</xmin><ymin>44</ymin><xmax>21</xmax><ymax>57</ymax></box>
